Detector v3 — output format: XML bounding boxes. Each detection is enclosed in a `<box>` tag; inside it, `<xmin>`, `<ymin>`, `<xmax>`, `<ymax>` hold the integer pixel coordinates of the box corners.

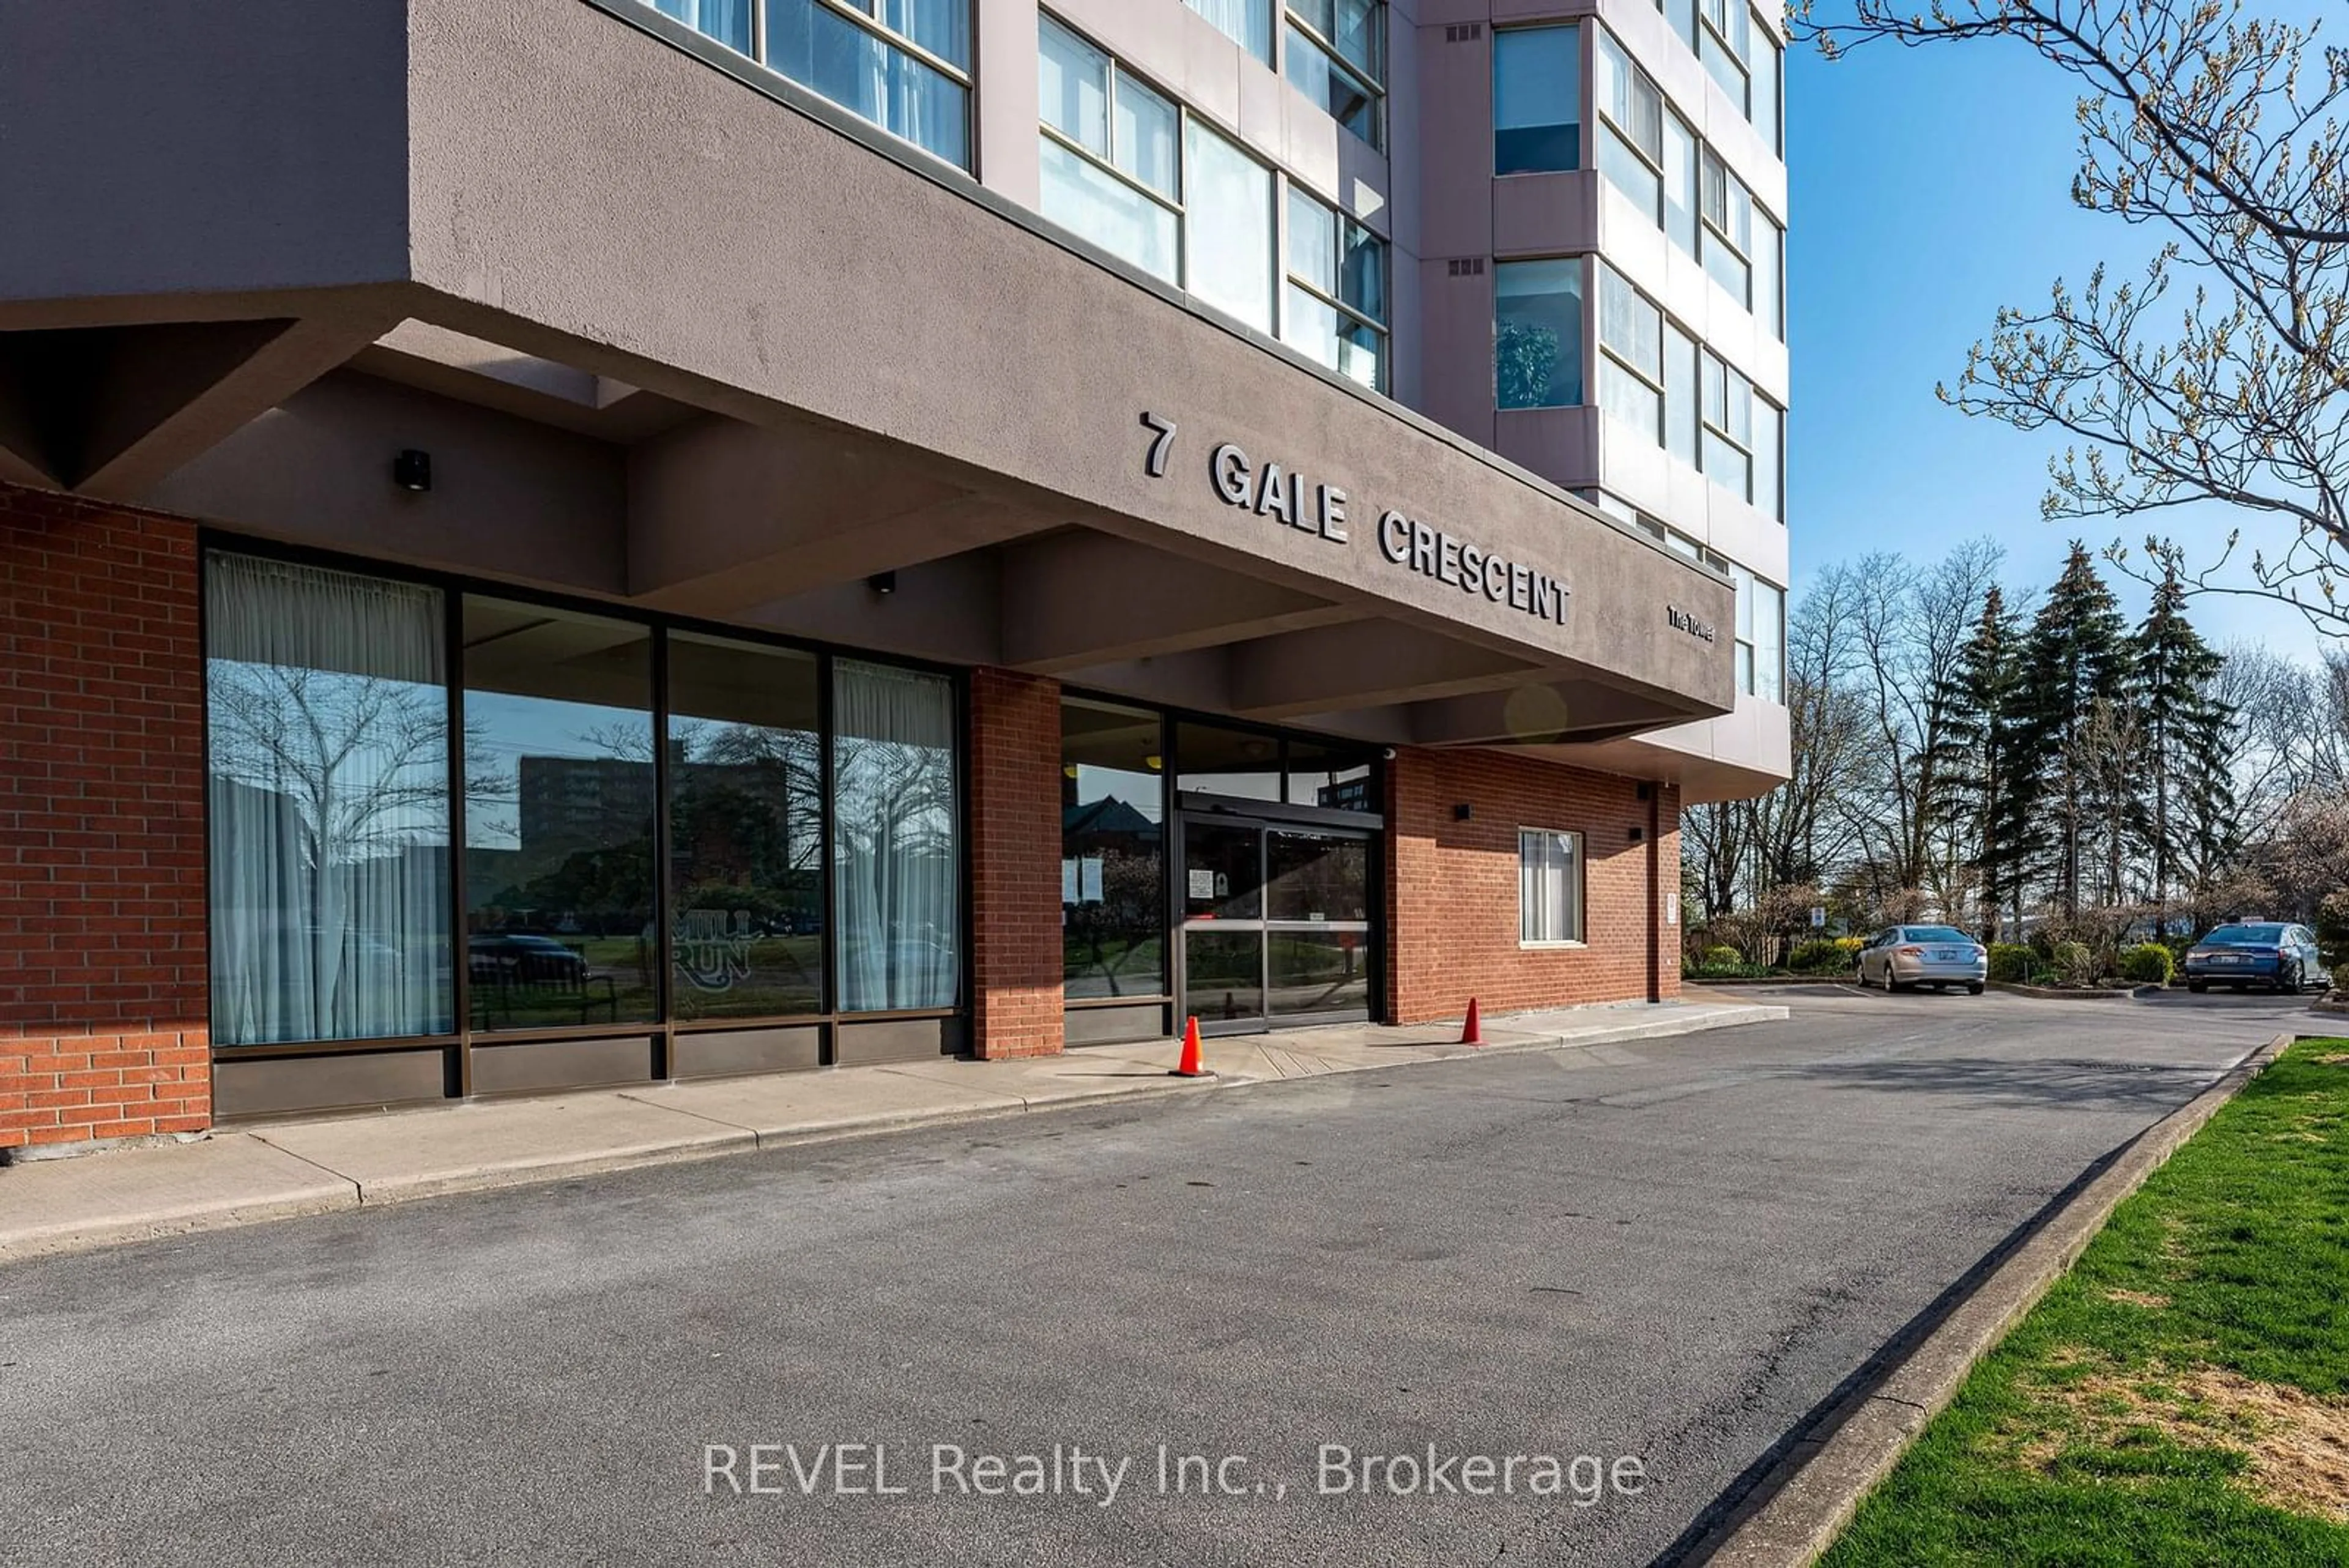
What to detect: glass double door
<box><xmin>1179</xmin><ymin>819</ymin><xmax>1373</xmax><ymax>1031</ymax></box>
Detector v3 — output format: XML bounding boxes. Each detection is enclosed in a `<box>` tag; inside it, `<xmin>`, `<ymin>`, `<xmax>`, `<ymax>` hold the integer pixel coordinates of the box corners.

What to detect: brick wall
<box><xmin>0</xmin><ymin>483</ymin><xmax>210</xmax><ymax>1152</ymax></box>
<box><xmin>1385</xmin><ymin>748</ymin><xmax>1675</xmax><ymax>1025</ymax></box>
<box><xmin>967</xmin><ymin>669</ymin><xmax>1064</xmax><ymax>1059</ymax></box>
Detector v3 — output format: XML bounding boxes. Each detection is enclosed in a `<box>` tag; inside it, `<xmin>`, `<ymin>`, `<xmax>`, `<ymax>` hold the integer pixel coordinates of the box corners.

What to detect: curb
<box><xmin>0</xmin><ymin>1005</ymin><xmax>1783</xmax><ymax>1263</ymax></box>
<box><xmin>1988</xmin><ymin>981</ymin><xmax>2140</xmax><ymax>1001</ymax></box>
<box><xmin>1682</xmin><ymin>1030</ymin><xmax>2296</xmax><ymax>1567</ymax></box>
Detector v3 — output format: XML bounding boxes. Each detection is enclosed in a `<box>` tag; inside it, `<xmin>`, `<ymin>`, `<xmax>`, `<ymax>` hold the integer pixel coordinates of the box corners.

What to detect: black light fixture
<box><xmin>1629</xmin><ymin>826</ymin><xmax>1646</xmax><ymax>842</ymax></box>
<box><xmin>1452</xmin><ymin>803</ymin><xmax>1474</xmax><ymax>822</ymax></box>
<box><xmin>1636</xmin><ymin>782</ymin><xmax>1653</xmax><ymax>801</ymax></box>
<box><xmin>867</xmin><ymin>570</ymin><xmax>898</xmax><ymax>596</ymax></box>
<box><xmin>392</xmin><ymin>449</ymin><xmax>432</xmax><ymax>492</ymax></box>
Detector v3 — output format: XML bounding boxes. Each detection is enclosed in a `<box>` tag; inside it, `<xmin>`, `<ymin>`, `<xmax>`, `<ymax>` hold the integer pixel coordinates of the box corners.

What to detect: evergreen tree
<box><xmin>2009</xmin><ymin>543</ymin><xmax>2134</xmax><ymax>918</ymax></box>
<box><xmin>1932</xmin><ymin>585</ymin><xmax>2025</xmax><ymax>938</ymax></box>
<box><xmin>2134</xmin><ymin>568</ymin><xmax>2236</xmax><ymax>936</ymax></box>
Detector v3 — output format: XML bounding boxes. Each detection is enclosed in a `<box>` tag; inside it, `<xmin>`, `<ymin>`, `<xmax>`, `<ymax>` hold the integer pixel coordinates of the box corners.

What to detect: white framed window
<box><xmin>1698</xmin><ymin>0</ymin><xmax>1751</xmax><ymax>111</ymax></box>
<box><xmin>1185</xmin><ymin>119</ymin><xmax>1277</xmax><ymax>333</ymax></box>
<box><xmin>1732</xmin><ymin>568</ymin><xmax>1786</xmax><ymax>701</ymax></box>
<box><xmin>1520</xmin><ymin>829</ymin><xmax>1585</xmax><ymax>945</ymax></box>
<box><xmin>1751</xmin><ymin>17</ymin><xmax>1782</xmax><ymax>152</ymax></box>
<box><xmin>1286</xmin><ymin>0</ymin><xmax>1384</xmax><ymax>149</ymax></box>
<box><xmin>1285</xmin><ymin>187</ymin><xmax>1388</xmax><ymax>390</ymax></box>
<box><xmin>1755</xmin><ymin>210</ymin><xmax>1785</xmax><ymax>340</ymax></box>
<box><xmin>1701</xmin><ymin>349</ymin><xmax>1755</xmax><ymax>501</ymax></box>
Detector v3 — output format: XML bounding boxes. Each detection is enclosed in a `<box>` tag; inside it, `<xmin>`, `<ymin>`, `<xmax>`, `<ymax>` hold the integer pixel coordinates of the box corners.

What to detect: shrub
<box><xmin>2050</xmin><ymin>940</ymin><xmax>2101</xmax><ymax>987</ymax></box>
<box><xmin>2317</xmin><ymin>890</ymin><xmax>2349</xmax><ymax>972</ymax></box>
<box><xmin>2118</xmin><ymin>943</ymin><xmax>2175</xmax><ymax>985</ymax></box>
<box><xmin>1703</xmin><ymin>945</ymin><xmax>1742</xmax><ymax>968</ymax></box>
<box><xmin>1786</xmin><ymin>938</ymin><xmax>1857</xmax><ymax>973</ymax></box>
<box><xmin>1987</xmin><ymin>944</ymin><xmax>2033</xmax><ymax>983</ymax></box>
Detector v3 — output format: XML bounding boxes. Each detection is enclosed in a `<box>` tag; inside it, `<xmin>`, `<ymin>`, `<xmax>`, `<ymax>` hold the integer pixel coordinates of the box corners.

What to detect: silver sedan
<box><xmin>1855</xmin><ymin>925</ymin><xmax>1989</xmax><ymax>994</ymax></box>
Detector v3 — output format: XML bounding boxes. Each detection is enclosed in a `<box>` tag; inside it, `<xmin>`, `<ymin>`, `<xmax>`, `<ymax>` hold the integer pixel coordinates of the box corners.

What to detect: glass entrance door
<box><xmin>1179</xmin><ymin>819</ymin><xmax>1371</xmax><ymax>1031</ymax></box>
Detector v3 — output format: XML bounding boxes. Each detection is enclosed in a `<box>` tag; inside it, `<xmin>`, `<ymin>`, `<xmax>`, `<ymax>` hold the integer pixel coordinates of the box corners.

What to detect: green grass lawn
<box><xmin>1822</xmin><ymin>1036</ymin><xmax>2349</xmax><ymax>1567</ymax></box>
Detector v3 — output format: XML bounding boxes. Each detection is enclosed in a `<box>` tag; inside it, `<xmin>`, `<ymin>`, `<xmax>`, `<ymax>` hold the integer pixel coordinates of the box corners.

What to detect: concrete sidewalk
<box><xmin>0</xmin><ymin>998</ymin><xmax>1782</xmax><ymax>1262</ymax></box>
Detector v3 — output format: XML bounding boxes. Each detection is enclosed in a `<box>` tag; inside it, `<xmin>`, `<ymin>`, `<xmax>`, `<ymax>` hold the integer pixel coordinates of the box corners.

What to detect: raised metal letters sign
<box><xmin>1139</xmin><ymin>411</ymin><xmax>1571</xmax><ymax>626</ymax></box>
<box><xmin>1666</xmin><ymin>604</ymin><xmax>1717</xmax><ymax>642</ymax></box>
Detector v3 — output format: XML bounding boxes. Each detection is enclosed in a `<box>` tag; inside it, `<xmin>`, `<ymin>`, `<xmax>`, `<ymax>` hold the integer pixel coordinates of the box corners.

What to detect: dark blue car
<box><xmin>2182</xmin><ymin>922</ymin><xmax>2331</xmax><ymax>994</ymax></box>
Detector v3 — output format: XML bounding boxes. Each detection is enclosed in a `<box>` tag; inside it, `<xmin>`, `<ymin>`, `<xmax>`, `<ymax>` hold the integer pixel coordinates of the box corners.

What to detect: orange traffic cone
<box><xmin>1170</xmin><ymin>1015</ymin><xmax>1212</xmax><ymax>1078</ymax></box>
<box><xmin>1460</xmin><ymin>997</ymin><xmax>1483</xmax><ymax>1046</ymax></box>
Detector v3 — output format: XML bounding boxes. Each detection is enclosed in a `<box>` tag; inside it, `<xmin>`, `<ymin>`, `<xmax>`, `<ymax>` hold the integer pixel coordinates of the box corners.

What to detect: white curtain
<box><xmin>1187</xmin><ymin>0</ymin><xmax>1274</xmax><ymax>64</ymax></box>
<box><xmin>207</xmin><ymin>555</ymin><xmax>451</xmax><ymax>1045</ymax></box>
<box><xmin>832</xmin><ymin>660</ymin><xmax>959</xmax><ymax>1011</ymax></box>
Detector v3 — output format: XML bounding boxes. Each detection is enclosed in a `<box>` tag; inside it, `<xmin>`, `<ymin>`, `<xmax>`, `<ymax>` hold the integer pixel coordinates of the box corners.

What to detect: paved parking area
<box><xmin>0</xmin><ymin>989</ymin><xmax>2321</xmax><ymax>1567</ymax></box>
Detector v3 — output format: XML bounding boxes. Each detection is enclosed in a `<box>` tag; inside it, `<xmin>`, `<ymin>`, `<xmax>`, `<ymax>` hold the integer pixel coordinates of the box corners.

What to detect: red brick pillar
<box><xmin>967</xmin><ymin>669</ymin><xmax>1063</xmax><ymax>1060</ymax></box>
<box><xmin>1</xmin><ymin>485</ymin><xmax>212</xmax><ymax>1154</ymax></box>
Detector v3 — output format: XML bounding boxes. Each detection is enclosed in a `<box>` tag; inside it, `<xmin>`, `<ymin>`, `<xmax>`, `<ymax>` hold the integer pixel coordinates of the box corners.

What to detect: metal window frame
<box><xmin>1283</xmin><ymin>0</ymin><xmax>1386</xmax><ymax>86</ymax></box>
<box><xmin>195</xmin><ymin>532</ymin><xmax>973</xmax><ymax>1075</ymax></box>
<box><xmin>1282</xmin><ymin>186</ymin><xmax>1389</xmax><ymax>390</ymax></box>
<box><xmin>1490</xmin><ymin>22</ymin><xmax>1584</xmax><ymax>177</ymax></box>
<box><xmin>1282</xmin><ymin>11</ymin><xmax>1386</xmax><ymax>150</ymax></box>
<box><xmin>1038</xmin><ymin>13</ymin><xmax>1186</xmax><ymax>219</ymax></box>
<box><xmin>1516</xmin><ymin>827</ymin><xmax>1587</xmax><ymax>948</ymax></box>
<box><xmin>755</xmin><ymin>0</ymin><xmax>976</xmax><ymax>171</ymax></box>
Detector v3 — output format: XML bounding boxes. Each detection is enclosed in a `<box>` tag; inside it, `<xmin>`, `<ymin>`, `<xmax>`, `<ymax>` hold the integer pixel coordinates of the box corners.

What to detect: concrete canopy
<box><xmin>0</xmin><ymin>0</ymin><xmax>1738</xmax><ymax>752</ymax></box>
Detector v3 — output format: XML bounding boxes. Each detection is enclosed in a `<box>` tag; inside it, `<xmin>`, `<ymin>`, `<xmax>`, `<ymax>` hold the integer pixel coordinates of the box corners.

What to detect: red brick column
<box><xmin>967</xmin><ymin>669</ymin><xmax>1063</xmax><ymax>1060</ymax></box>
<box><xmin>1</xmin><ymin>485</ymin><xmax>210</xmax><ymax>1154</ymax></box>
<box><xmin>1384</xmin><ymin>747</ymin><xmax>1660</xmax><ymax>1025</ymax></box>
<box><xmin>1655</xmin><ymin>782</ymin><xmax>1682</xmax><ymax>1001</ymax></box>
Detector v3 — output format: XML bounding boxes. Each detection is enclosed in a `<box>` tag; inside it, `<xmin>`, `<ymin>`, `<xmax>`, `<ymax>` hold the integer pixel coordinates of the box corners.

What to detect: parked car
<box><xmin>468</xmin><ymin>932</ymin><xmax>590</xmax><ymax>983</ymax></box>
<box><xmin>2182</xmin><ymin>922</ymin><xmax>2331</xmax><ymax>994</ymax></box>
<box><xmin>1856</xmin><ymin>925</ymin><xmax>1989</xmax><ymax>994</ymax></box>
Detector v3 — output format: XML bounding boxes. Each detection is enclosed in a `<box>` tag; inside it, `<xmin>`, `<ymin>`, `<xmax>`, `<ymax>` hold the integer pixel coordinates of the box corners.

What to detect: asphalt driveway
<box><xmin>0</xmin><ymin>989</ymin><xmax>2317</xmax><ymax>1567</ymax></box>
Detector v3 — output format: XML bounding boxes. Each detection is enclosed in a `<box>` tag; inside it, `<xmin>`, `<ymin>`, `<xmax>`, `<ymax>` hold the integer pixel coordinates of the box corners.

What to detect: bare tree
<box><xmin>1797</xmin><ymin>0</ymin><xmax>2349</xmax><ymax>635</ymax></box>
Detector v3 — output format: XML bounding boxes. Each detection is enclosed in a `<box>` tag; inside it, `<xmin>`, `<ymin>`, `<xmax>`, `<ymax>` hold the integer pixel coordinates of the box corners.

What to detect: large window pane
<box><xmin>1184</xmin><ymin>121</ymin><xmax>1275</xmax><ymax>334</ymax></box>
<box><xmin>1177</xmin><ymin>720</ymin><xmax>1283</xmax><ymax>801</ymax></box>
<box><xmin>1115</xmin><ymin>72</ymin><xmax>1179</xmax><ymax>198</ymax></box>
<box><xmin>1039</xmin><ymin>135</ymin><xmax>1180</xmax><ymax>283</ymax></box>
<box><xmin>1288</xmin><ymin>187</ymin><xmax>1338</xmax><ymax>296</ymax></box>
<box><xmin>1063</xmin><ymin>698</ymin><xmax>1166</xmax><ymax>1000</ymax></box>
<box><xmin>656</xmin><ymin>0</ymin><xmax>752</xmax><ymax>52</ymax></box>
<box><xmin>1518</xmin><ymin>830</ymin><xmax>1582</xmax><ymax>943</ymax></box>
<box><xmin>1756</xmin><ymin>213</ymin><xmax>1784</xmax><ymax>339</ymax></box>
<box><xmin>1663</xmin><ymin>113</ymin><xmax>1699</xmax><ymax>254</ymax></box>
<box><xmin>667</xmin><ymin>634</ymin><xmax>824</xmax><ymax>1020</ymax></box>
<box><xmin>1494</xmin><ymin>25</ymin><xmax>1579</xmax><ymax>174</ymax></box>
<box><xmin>206</xmin><ymin>555</ymin><xmax>452</xmax><ymax>1047</ymax></box>
<box><xmin>1754</xmin><ymin>398</ymin><xmax>1783</xmax><ymax>521</ymax></box>
<box><xmin>1186</xmin><ymin>0</ymin><xmax>1274</xmax><ymax>63</ymax></box>
<box><xmin>1753</xmin><ymin>23</ymin><xmax>1781</xmax><ymax>151</ymax></box>
<box><xmin>462</xmin><ymin>600</ymin><xmax>658</xmax><ymax>1031</ymax></box>
<box><xmin>1756</xmin><ymin>579</ymin><xmax>1787</xmax><ymax>703</ymax></box>
<box><xmin>1286</xmin><ymin>26</ymin><xmax>1382</xmax><ymax>148</ymax></box>
<box><xmin>1600</xmin><ymin>266</ymin><xmax>1661</xmax><ymax>378</ymax></box>
<box><xmin>1284</xmin><ymin>739</ymin><xmax>1377</xmax><ymax>811</ymax></box>
<box><xmin>1496</xmin><ymin>257</ymin><xmax>1585</xmax><ymax>409</ymax></box>
<box><xmin>1293</xmin><ymin>0</ymin><xmax>1382</xmax><ymax>79</ymax></box>
<box><xmin>832</xmin><ymin>660</ymin><xmax>959</xmax><ymax>1012</ymax></box>
<box><xmin>768</xmin><ymin>0</ymin><xmax>970</xmax><ymax>168</ymax></box>
<box><xmin>1286</xmin><ymin>287</ymin><xmax>1385</xmax><ymax>388</ymax></box>
<box><xmin>872</xmin><ymin>0</ymin><xmax>969</xmax><ymax>67</ymax></box>
<box><xmin>1665</xmin><ymin>322</ymin><xmax>1699</xmax><ymax>466</ymax></box>
<box><xmin>1038</xmin><ymin>14</ymin><xmax>1110</xmax><ymax>155</ymax></box>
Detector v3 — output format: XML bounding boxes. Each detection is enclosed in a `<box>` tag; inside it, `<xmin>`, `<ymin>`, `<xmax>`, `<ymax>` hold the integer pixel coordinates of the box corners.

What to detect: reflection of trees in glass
<box><xmin>669</xmin><ymin>720</ymin><xmax>825</xmax><ymax>1016</ymax></box>
<box><xmin>834</xmin><ymin>726</ymin><xmax>958</xmax><ymax>1010</ymax></box>
<box><xmin>1497</xmin><ymin>321</ymin><xmax>1562</xmax><ymax>410</ymax></box>
<box><xmin>208</xmin><ymin>663</ymin><xmax>460</xmax><ymax>869</ymax></box>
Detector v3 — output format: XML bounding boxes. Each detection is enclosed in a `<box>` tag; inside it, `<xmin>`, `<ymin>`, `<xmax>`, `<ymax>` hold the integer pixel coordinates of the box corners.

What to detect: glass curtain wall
<box><xmin>202</xmin><ymin>551</ymin><xmax>966</xmax><ymax>1052</ymax></box>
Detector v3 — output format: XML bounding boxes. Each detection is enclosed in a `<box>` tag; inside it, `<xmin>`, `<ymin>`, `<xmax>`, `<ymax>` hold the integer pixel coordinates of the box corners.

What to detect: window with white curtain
<box><xmin>766</xmin><ymin>0</ymin><xmax>973</xmax><ymax>168</ymax></box>
<box><xmin>832</xmin><ymin>660</ymin><xmax>960</xmax><ymax>1012</ymax></box>
<box><xmin>1184</xmin><ymin>119</ymin><xmax>1276</xmax><ymax>334</ymax></box>
<box><xmin>205</xmin><ymin>554</ymin><xmax>453</xmax><ymax>1046</ymax></box>
<box><xmin>1701</xmin><ymin>147</ymin><xmax>1753</xmax><ymax>306</ymax></box>
<box><xmin>1186</xmin><ymin>0</ymin><xmax>1274</xmax><ymax>64</ymax></box>
<box><xmin>656</xmin><ymin>0</ymin><xmax>753</xmax><ymax>52</ymax></box>
<box><xmin>1038</xmin><ymin>15</ymin><xmax>1181</xmax><ymax>283</ymax></box>
<box><xmin>1702</xmin><ymin>349</ymin><xmax>1755</xmax><ymax>501</ymax></box>
<box><xmin>1519</xmin><ymin>830</ymin><xmax>1584</xmax><ymax>945</ymax></box>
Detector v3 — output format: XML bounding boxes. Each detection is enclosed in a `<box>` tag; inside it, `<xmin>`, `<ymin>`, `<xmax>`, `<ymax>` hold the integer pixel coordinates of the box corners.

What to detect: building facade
<box><xmin>0</xmin><ymin>0</ymin><xmax>1789</xmax><ymax>1150</ymax></box>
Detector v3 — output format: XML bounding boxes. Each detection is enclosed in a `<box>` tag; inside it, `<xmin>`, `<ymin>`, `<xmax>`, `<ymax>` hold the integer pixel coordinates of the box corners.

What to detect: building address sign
<box><xmin>1139</xmin><ymin>411</ymin><xmax>1572</xmax><ymax>627</ymax></box>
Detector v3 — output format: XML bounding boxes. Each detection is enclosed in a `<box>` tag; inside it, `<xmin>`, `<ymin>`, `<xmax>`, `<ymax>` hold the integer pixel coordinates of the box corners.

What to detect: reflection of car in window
<box><xmin>468</xmin><ymin>932</ymin><xmax>588</xmax><ymax>980</ymax></box>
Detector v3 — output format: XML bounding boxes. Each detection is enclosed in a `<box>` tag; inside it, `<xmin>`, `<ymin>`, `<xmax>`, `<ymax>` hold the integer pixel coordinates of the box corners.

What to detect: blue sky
<box><xmin>1784</xmin><ymin>29</ymin><xmax>2331</xmax><ymax>661</ymax></box>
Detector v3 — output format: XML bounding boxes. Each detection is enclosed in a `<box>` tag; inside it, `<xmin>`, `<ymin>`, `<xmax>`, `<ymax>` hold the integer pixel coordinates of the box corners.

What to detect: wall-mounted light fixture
<box><xmin>867</xmin><ymin>570</ymin><xmax>897</xmax><ymax>596</ymax></box>
<box><xmin>392</xmin><ymin>449</ymin><xmax>432</xmax><ymax>492</ymax></box>
<box><xmin>1629</xmin><ymin>826</ymin><xmax>1646</xmax><ymax>842</ymax></box>
<box><xmin>1452</xmin><ymin>803</ymin><xmax>1473</xmax><ymax>822</ymax></box>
